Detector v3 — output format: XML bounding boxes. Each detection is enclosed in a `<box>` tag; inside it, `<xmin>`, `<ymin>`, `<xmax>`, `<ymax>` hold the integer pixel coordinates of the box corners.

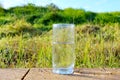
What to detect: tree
<box><xmin>85</xmin><ymin>11</ymin><xmax>96</xmax><ymax>23</ymax></box>
<box><xmin>46</xmin><ymin>3</ymin><xmax>59</xmax><ymax>12</ymax></box>
<box><xmin>0</xmin><ymin>3</ymin><xmax>5</xmax><ymax>16</ymax></box>
<box><xmin>0</xmin><ymin>3</ymin><xmax>2</xmax><ymax>7</ymax></box>
<box><xmin>37</xmin><ymin>12</ymin><xmax>64</xmax><ymax>25</ymax></box>
<box><xmin>93</xmin><ymin>13</ymin><xmax>118</xmax><ymax>24</ymax></box>
<box><xmin>63</xmin><ymin>8</ymin><xmax>86</xmax><ymax>24</ymax></box>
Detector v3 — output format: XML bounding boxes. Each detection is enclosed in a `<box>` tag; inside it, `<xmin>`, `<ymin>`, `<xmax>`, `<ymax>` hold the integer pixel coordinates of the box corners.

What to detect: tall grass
<box><xmin>0</xmin><ymin>21</ymin><xmax>120</xmax><ymax>68</ymax></box>
<box><xmin>75</xmin><ymin>23</ymin><xmax>120</xmax><ymax>68</ymax></box>
<box><xmin>0</xmin><ymin>35</ymin><xmax>52</xmax><ymax>68</ymax></box>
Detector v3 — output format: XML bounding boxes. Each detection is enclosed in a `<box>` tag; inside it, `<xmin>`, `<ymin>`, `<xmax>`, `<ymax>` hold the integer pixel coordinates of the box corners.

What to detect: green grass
<box><xmin>0</xmin><ymin>21</ymin><xmax>120</xmax><ymax>68</ymax></box>
<box><xmin>75</xmin><ymin>23</ymin><xmax>120</xmax><ymax>68</ymax></box>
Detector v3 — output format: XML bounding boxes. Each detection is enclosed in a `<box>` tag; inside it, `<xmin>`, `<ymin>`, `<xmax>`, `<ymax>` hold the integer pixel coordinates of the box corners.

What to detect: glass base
<box><xmin>53</xmin><ymin>68</ymin><xmax>74</xmax><ymax>74</ymax></box>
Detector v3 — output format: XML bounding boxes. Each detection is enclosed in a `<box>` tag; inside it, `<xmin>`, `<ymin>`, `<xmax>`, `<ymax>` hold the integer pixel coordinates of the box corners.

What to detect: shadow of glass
<box><xmin>64</xmin><ymin>70</ymin><xmax>115</xmax><ymax>80</ymax></box>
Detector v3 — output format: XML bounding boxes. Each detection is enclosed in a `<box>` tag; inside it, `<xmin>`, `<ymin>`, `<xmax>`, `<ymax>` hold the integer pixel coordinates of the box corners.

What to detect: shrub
<box><xmin>8</xmin><ymin>19</ymin><xmax>33</xmax><ymax>32</ymax></box>
<box><xmin>0</xmin><ymin>19</ymin><xmax>10</xmax><ymax>25</ymax></box>
<box><xmin>37</xmin><ymin>12</ymin><xmax>64</xmax><ymax>25</ymax></box>
<box><xmin>81</xmin><ymin>25</ymin><xmax>100</xmax><ymax>34</ymax></box>
<box><xmin>33</xmin><ymin>23</ymin><xmax>52</xmax><ymax>31</ymax></box>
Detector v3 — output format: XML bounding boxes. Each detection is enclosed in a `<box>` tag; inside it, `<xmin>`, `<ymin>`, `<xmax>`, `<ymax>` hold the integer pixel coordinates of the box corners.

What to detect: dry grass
<box><xmin>0</xmin><ymin>23</ymin><xmax>120</xmax><ymax>68</ymax></box>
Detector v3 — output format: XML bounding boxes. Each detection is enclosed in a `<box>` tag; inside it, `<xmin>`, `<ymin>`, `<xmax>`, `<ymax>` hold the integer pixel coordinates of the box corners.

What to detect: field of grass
<box><xmin>0</xmin><ymin>19</ymin><xmax>120</xmax><ymax>68</ymax></box>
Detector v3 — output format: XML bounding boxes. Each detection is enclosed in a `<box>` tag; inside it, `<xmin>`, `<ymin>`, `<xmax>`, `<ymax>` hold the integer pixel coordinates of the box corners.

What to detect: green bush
<box><xmin>0</xmin><ymin>7</ymin><xmax>5</xmax><ymax>16</ymax></box>
<box><xmin>33</xmin><ymin>23</ymin><xmax>52</xmax><ymax>31</ymax></box>
<box><xmin>8</xmin><ymin>19</ymin><xmax>33</xmax><ymax>32</ymax></box>
<box><xmin>37</xmin><ymin>12</ymin><xmax>65</xmax><ymax>25</ymax></box>
<box><xmin>0</xmin><ymin>19</ymin><xmax>10</xmax><ymax>25</ymax></box>
<box><xmin>26</xmin><ymin>14</ymin><xmax>41</xmax><ymax>24</ymax></box>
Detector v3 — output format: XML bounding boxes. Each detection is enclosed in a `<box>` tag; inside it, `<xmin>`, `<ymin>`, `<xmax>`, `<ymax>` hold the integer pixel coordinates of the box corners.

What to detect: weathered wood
<box><xmin>0</xmin><ymin>68</ymin><xmax>29</xmax><ymax>80</ymax></box>
<box><xmin>24</xmin><ymin>68</ymin><xmax>120</xmax><ymax>80</ymax></box>
<box><xmin>0</xmin><ymin>68</ymin><xmax>119</xmax><ymax>80</ymax></box>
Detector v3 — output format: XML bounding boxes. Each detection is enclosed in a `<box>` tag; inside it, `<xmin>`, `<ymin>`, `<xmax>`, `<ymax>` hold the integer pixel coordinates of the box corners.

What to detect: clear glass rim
<box><xmin>53</xmin><ymin>23</ymin><xmax>74</xmax><ymax>28</ymax></box>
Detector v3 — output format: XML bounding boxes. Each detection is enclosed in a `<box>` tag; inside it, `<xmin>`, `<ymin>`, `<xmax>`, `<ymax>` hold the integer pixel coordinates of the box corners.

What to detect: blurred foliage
<box><xmin>0</xmin><ymin>3</ymin><xmax>120</xmax><ymax>68</ymax></box>
<box><xmin>0</xmin><ymin>24</ymin><xmax>120</xmax><ymax>68</ymax></box>
<box><xmin>0</xmin><ymin>3</ymin><xmax>120</xmax><ymax>27</ymax></box>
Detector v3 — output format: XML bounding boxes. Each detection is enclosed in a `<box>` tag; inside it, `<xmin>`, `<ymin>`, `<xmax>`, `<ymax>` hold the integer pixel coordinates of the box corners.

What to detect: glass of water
<box><xmin>52</xmin><ymin>24</ymin><xmax>75</xmax><ymax>74</ymax></box>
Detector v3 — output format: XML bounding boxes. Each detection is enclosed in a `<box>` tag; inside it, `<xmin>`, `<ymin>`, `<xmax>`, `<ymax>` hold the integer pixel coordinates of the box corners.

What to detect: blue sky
<box><xmin>0</xmin><ymin>0</ymin><xmax>120</xmax><ymax>12</ymax></box>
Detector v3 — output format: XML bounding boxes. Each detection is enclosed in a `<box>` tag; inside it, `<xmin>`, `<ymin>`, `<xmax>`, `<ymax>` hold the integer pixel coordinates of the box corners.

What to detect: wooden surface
<box><xmin>0</xmin><ymin>68</ymin><xmax>120</xmax><ymax>80</ymax></box>
<box><xmin>0</xmin><ymin>68</ymin><xmax>29</xmax><ymax>80</ymax></box>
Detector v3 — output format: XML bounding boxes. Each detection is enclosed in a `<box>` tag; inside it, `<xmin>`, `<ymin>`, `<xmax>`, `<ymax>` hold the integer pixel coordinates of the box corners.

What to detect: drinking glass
<box><xmin>52</xmin><ymin>24</ymin><xmax>75</xmax><ymax>74</ymax></box>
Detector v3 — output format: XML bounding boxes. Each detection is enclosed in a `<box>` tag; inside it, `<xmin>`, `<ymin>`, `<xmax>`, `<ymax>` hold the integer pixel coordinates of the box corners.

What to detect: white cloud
<box><xmin>35</xmin><ymin>0</ymin><xmax>51</xmax><ymax>6</ymax></box>
<box><xmin>0</xmin><ymin>0</ymin><xmax>52</xmax><ymax>9</ymax></box>
<box><xmin>84</xmin><ymin>5</ymin><xmax>91</xmax><ymax>10</ymax></box>
<box><xmin>1</xmin><ymin>0</ymin><xmax>26</xmax><ymax>9</ymax></box>
<box><xmin>95</xmin><ymin>0</ymin><xmax>108</xmax><ymax>5</ymax></box>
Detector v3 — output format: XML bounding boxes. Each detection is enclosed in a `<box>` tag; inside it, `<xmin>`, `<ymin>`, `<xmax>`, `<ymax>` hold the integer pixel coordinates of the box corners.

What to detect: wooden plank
<box><xmin>0</xmin><ymin>68</ymin><xmax>29</xmax><ymax>80</ymax></box>
<box><xmin>75</xmin><ymin>68</ymin><xmax>120</xmax><ymax>80</ymax></box>
<box><xmin>24</xmin><ymin>68</ymin><xmax>120</xmax><ymax>80</ymax></box>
